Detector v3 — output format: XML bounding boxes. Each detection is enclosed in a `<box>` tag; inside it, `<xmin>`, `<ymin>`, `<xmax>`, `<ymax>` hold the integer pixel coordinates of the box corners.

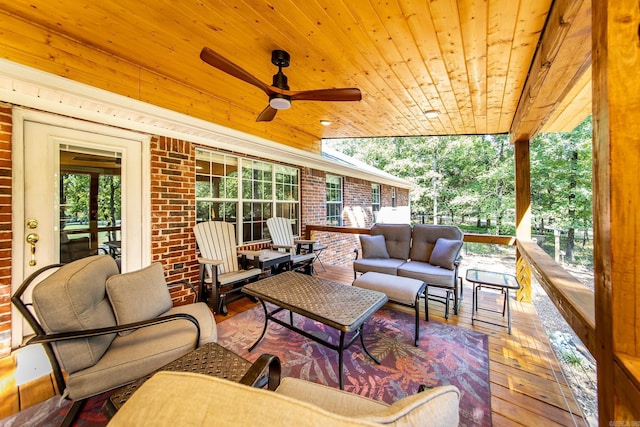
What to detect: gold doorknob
<box><xmin>26</xmin><ymin>233</ymin><xmax>39</xmax><ymax>266</ymax></box>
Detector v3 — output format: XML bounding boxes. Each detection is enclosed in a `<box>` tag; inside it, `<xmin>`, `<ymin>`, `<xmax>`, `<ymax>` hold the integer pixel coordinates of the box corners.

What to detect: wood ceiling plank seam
<box><xmin>332</xmin><ymin>0</ymin><xmax>431</xmax><ymax>134</ymax></box>
<box><xmin>302</xmin><ymin>0</ymin><xmax>428</xmax><ymax>135</ymax></box>
<box><xmin>542</xmin><ymin>72</ymin><xmax>591</xmax><ymax>132</ymax></box>
<box><xmin>0</xmin><ymin>10</ymin><xmax>321</xmax><ymax>150</ymax></box>
<box><xmin>426</xmin><ymin>0</ymin><xmax>476</xmax><ymax>134</ymax></box>
<box><xmin>397</xmin><ymin>0</ymin><xmax>460</xmax><ymax>135</ymax></box>
<box><xmin>398</xmin><ymin>0</ymin><xmax>468</xmax><ymax>134</ymax></box>
<box><xmin>221</xmin><ymin>0</ymin><xmax>386</xmax><ymax>132</ymax></box>
<box><xmin>509</xmin><ymin>0</ymin><xmax>589</xmax><ymax>143</ymax></box>
<box><xmin>0</xmin><ymin>14</ymin><xmax>144</xmax><ymax>99</ymax></box>
<box><xmin>0</xmin><ymin>4</ymin><xmax>270</xmax><ymax>118</ymax></box>
<box><xmin>202</xmin><ymin>0</ymin><xmax>380</xmax><ymax>141</ymax></box>
<box><xmin>369</xmin><ymin>0</ymin><xmax>450</xmax><ymax>135</ymax></box>
<box><xmin>519</xmin><ymin>14</ymin><xmax>591</xmax><ymax>135</ymax></box>
<box><xmin>485</xmin><ymin>0</ymin><xmax>521</xmax><ymax>133</ymax></box>
<box><xmin>497</xmin><ymin>0</ymin><xmax>553</xmax><ymax>132</ymax></box>
<box><xmin>458</xmin><ymin>0</ymin><xmax>489</xmax><ymax>134</ymax></box>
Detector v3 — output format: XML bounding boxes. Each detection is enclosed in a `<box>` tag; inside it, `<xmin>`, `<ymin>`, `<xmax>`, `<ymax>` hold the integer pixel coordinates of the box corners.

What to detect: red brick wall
<box><xmin>149</xmin><ymin>136</ymin><xmax>200</xmax><ymax>304</ymax></box>
<box><xmin>0</xmin><ymin>105</ymin><xmax>12</xmax><ymax>357</ymax></box>
<box><xmin>299</xmin><ymin>171</ymin><xmax>410</xmax><ymax>268</ymax></box>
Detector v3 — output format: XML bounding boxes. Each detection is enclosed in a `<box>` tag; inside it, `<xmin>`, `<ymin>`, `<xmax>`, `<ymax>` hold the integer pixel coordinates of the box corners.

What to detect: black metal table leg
<box><xmin>359</xmin><ymin>325</ymin><xmax>381</xmax><ymax>364</ymax></box>
<box><xmin>248</xmin><ymin>300</ymin><xmax>269</xmax><ymax>352</ymax></box>
<box><xmin>338</xmin><ymin>332</ymin><xmax>346</xmax><ymax>389</ymax></box>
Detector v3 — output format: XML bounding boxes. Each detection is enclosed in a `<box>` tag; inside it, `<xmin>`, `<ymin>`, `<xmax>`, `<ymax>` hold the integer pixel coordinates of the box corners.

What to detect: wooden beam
<box><xmin>517</xmin><ymin>240</ymin><xmax>595</xmax><ymax>354</ymax></box>
<box><xmin>510</xmin><ymin>0</ymin><xmax>591</xmax><ymax>143</ymax></box>
<box><xmin>592</xmin><ymin>0</ymin><xmax>640</xmax><ymax>423</ymax></box>
<box><xmin>515</xmin><ymin>140</ymin><xmax>532</xmax><ymax>302</ymax></box>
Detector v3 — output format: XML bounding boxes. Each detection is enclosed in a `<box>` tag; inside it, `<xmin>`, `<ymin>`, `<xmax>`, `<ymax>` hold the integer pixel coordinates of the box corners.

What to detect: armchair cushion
<box><xmin>109</xmin><ymin>371</ymin><xmax>460</xmax><ymax>427</ymax></box>
<box><xmin>428</xmin><ymin>238</ymin><xmax>463</xmax><ymax>270</ymax></box>
<box><xmin>32</xmin><ymin>255</ymin><xmax>120</xmax><ymax>373</ymax></box>
<box><xmin>360</xmin><ymin>235</ymin><xmax>390</xmax><ymax>259</ymax></box>
<box><xmin>106</xmin><ymin>263</ymin><xmax>173</xmax><ymax>335</ymax></box>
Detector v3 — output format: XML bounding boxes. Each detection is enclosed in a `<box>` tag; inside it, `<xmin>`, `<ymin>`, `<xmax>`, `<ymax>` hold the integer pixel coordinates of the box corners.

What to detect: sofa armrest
<box><xmin>239</xmin><ymin>353</ymin><xmax>281</xmax><ymax>390</ymax></box>
<box><xmin>27</xmin><ymin>313</ymin><xmax>201</xmax><ymax>346</ymax></box>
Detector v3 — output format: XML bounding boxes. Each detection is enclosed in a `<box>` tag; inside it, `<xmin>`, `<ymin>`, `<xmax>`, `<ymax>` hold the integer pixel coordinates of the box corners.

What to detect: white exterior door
<box><xmin>11</xmin><ymin>110</ymin><xmax>150</xmax><ymax>346</ymax></box>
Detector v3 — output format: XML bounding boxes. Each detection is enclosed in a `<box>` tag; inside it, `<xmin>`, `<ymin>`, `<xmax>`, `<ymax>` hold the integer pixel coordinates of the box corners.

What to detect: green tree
<box><xmin>531</xmin><ymin>117</ymin><xmax>592</xmax><ymax>261</ymax></box>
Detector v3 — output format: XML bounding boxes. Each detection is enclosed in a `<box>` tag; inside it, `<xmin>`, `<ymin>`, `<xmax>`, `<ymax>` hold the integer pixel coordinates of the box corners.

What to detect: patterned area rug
<box><xmin>217</xmin><ymin>305</ymin><xmax>491</xmax><ymax>426</ymax></box>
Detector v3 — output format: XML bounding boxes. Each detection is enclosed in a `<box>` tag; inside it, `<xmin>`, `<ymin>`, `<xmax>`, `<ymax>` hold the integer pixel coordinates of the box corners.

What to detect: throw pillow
<box><xmin>106</xmin><ymin>263</ymin><xmax>173</xmax><ymax>335</ymax></box>
<box><xmin>359</xmin><ymin>234</ymin><xmax>390</xmax><ymax>259</ymax></box>
<box><xmin>429</xmin><ymin>238</ymin><xmax>463</xmax><ymax>270</ymax></box>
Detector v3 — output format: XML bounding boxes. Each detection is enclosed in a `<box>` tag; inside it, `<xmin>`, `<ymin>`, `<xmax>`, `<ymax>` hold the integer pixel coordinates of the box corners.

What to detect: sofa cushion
<box><xmin>371</xmin><ymin>223</ymin><xmax>412</xmax><ymax>260</ymax></box>
<box><xmin>106</xmin><ymin>263</ymin><xmax>173</xmax><ymax>335</ymax></box>
<box><xmin>109</xmin><ymin>371</ymin><xmax>381</xmax><ymax>426</ymax></box>
<box><xmin>429</xmin><ymin>238</ymin><xmax>463</xmax><ymax>270</ymax></box>
<box><xmin>360</xmin><ymin>235</ymin><xmax>390</xmax><ymax>259</ymax></box>
<box><xmin>397</xmin><ymin>261</ymin><xmax>456</xmax><ymax>288</ymax></box>
<box><xmin>163</xmin><ymin>303</ymin><xmax>218</xmax><ymax>346</ymax></box>
<box><xmin>276</xmin><ymin>377</ymin><xmax>460</xmax><ymax>426</ymax></box>
<box><xmin>410</xmin><ymin>225</ymin><xmax>463</xmax><ymax>262</ymax></box>
<box><xmin>65</xmin><ymin>317</ymin><xmax>199</xmax><ymax>400</ymax></box>
<box><xmin>32</xmin><ymin>255</ymin><xmax>120</xmax><ymax>374</ymax></box>
<box><xmin>354</xmin><ymin>258</ymin><xmax>407</xmax><ymax>276</ymax></box>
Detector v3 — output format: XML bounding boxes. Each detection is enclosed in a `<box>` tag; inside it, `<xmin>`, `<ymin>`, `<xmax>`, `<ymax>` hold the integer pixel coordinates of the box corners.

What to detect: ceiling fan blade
<box><xmin>200</xmin><ymin>47</ymin><xmax>273</xmax><ymax>96</ymax></box>
<box><xmin>290</xmin><ymin>88</ymin><xmax>362</xmax><ymax>102</ymax></box>
<box><xmin>256</xmin><ymin>105</ymin><xmax>278</xmax><ymax>122</ymax></box>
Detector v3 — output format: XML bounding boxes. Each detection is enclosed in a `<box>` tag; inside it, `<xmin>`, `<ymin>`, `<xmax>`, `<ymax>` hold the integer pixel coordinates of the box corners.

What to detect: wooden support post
<box><xmin>515</xmin><ymin>140</ymin><xmax>532</xmax><ymax>302</ymax></box>
<box><xmin>593</xmin><ymin>0</ymin><xmax>640</xmax><ymax>423</ymax></box>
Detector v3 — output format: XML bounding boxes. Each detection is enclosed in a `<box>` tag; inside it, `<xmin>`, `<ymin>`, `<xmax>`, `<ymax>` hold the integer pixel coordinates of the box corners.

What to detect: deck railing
<box><xmin>305</xmin><ymin>225</ymin><xmax>596</xmax><ymax>356</ymax></box>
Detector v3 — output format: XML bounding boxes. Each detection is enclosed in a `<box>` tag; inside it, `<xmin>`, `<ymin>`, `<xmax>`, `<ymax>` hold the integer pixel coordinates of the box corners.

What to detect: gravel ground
<box><xmin>462</xmin><ymin>251</ymin><xmax>598</xmax><ymax>426</ymax></box>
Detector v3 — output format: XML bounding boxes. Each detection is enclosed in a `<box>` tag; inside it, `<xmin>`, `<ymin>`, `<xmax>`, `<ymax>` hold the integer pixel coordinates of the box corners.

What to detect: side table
<box><xmin>103</xmin><ymin>342</ymin><xmax>254</xmax><ymax>417</ymax></box>
<box><xmin>239</xmin><ymin>249</ymin><xmax>291</xmax><ymax>274</ymax></box>
<box><xmin>466</xmin><ymin>269</ymin><xmax>520</xmax><ymax>334</ymax></box>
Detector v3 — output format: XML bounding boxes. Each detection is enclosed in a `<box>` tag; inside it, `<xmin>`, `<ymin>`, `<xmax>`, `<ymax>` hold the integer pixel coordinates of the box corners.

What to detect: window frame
<box><xmin>195</xmin><ymin>148</ymin><xmax>300</xmax><ymax>244</ymax></box>
<box><xmin>371</xmin><ymin>183</ymin><xmax>381</xmax><ymax>222</ymax></box>
<box><xmin>326</xmin><ymin>174</ymin><xmax>343</xmax><ymax>226</ymax></box>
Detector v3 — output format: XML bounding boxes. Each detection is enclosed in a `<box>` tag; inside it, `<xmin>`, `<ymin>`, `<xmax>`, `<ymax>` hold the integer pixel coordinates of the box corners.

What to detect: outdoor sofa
<box><xmin>353</xmin><ymin>223</ymin><xmax>464</xmax><ymax>318</ymax></box>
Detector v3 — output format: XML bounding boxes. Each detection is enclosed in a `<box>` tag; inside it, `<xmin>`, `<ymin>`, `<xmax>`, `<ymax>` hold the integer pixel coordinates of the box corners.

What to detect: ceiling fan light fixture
<box><xmin>424</xmin><ymin>110</ymin><xmax>439</xmax><ymax>119</ymax></box>
<box><xmin>269</xmin><ymin>94</ymin><xmax>291</xmax><ymax>110</ymax></box>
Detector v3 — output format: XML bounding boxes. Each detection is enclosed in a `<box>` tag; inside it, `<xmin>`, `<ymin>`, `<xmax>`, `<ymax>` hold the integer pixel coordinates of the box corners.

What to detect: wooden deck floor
<box><xmin>1</xmin><ymin>265</ymin><xmax>590</xmax><ymax>426</ymax></box>
<box><xmin>275</xmin><ymin>265</ymin><xmax>589</xmax><ymax>427</ymax></box>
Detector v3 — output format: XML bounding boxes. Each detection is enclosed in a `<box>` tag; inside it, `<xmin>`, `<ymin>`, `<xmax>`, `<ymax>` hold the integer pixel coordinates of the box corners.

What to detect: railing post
<box><xmin>515</xmin><ymin>139</ymin><xmax>532</xmax><ymax>302</ymax></box>
<box><xmin>515</xmin><ymin>251</ymin><xmax>532</xmax><ymax>302</ymax></box>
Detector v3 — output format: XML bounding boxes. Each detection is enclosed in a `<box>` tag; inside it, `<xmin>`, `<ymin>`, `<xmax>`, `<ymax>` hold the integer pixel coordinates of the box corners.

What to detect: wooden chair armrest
<box><xmin>197</xmin><ymin>257</ymin><xmax>224</xmax><ymax>266</ymax></box>
<box><xmin>294</xmin><ymin>239</ymin><xmax>316</xmax><ymax>245</ymax></box>
<box><xmin>272</xmin><ymin>244</ymin><xmax>295</xmax><ymax>250</ymax></box>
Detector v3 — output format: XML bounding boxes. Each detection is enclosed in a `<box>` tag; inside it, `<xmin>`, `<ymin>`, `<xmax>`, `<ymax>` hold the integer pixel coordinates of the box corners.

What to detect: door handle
<box><xmin>26</xmin><ymin>233</ymin><xmax>39</xmax><ymax>266</ymax></box>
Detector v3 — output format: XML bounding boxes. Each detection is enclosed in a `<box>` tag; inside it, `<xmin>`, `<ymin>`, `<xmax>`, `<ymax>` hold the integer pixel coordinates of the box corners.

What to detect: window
<box><xmin>195</xmin><ymin>149</ymin><xmax>300</xmax><ymax>243</ymax></box>
<box><xmin>326</xmin><ymin>175</ymin><xmax>343</xmax><ymax>226</ymax></box>
<box><xmin>371</xmin><ymin>183</ymin><xmax>380</xmax><ymax>222</ymax></box>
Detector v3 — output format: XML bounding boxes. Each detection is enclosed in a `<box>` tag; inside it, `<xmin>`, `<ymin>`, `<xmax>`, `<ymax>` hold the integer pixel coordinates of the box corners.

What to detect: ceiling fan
<box><xmin>200</xmin><ymin>47</ymin><xmax>362</xmax><ymax>122</ymax></box>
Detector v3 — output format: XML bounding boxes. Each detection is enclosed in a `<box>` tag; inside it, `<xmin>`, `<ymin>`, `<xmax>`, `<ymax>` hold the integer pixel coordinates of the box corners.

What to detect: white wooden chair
<box><xmin>266</xmin><ymin>217</ymin><xmax>317</xmax><ymax>275</ymax></box>
<box><xmin>194</xmin><ymin>221</ymin><xmax>261</xmax><ymax>314</ymax></box>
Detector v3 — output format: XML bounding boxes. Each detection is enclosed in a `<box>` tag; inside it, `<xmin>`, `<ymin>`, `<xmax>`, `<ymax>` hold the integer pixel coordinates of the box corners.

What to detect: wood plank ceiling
<box><xmin>0</xmin><ymin>0</ymin><xmax>592</xmax><ymax>153</ymax></box>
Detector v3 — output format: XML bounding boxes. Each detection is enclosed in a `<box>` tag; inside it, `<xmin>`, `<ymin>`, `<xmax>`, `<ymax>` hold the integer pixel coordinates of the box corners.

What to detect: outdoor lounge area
<box><xmin>0</xmin><ymin>0</ymin><xmax>639</xmax><ymax>425</ymax></box>
<box><xmin>0</xmin><ymin>257</ymin><xmax>590</xmax><ymax>426</ymax></box>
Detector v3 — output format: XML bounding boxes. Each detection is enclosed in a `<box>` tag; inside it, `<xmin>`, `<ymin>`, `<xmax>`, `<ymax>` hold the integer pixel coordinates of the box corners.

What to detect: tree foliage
<box><xmin>325</xmin><ymin>116</ymin><xmax>593</xmax><ymax>250</ymax></box>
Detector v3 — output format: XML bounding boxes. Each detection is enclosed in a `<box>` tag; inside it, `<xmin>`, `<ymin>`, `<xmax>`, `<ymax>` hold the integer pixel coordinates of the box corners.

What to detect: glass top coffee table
<box><xmin>242</xmin><ymin>271</ymin><xmax>388</xmax><ymax>389</ymax></box>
